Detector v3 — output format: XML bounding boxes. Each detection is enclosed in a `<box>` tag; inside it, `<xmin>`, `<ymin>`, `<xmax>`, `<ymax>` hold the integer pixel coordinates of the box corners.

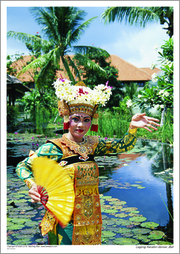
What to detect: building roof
<box><xmin>7</xmin><ymin>74</ymin><xmax>22</xmax><ymax>85</ymax></box>
<box><xmin>10</xmin><ymin>55</ymin><xmax>37</xmax><ymax>82</ymax></box>
<box><xmin>9</xmin><ymin>54</ymin><xmax>161</xmax><ymax>83</ymax></box>
<box><xmin>140</xmin><ymin>67</ymin><xmax>161</xmax><ymax>76</ymax></box>
<box><xmin>7</xmin><ymin>74</ymin><xmax>31</xmax><ymax>93</ymax></box>
<box><xmin>107</xmin><ymin>55</ymin><xmax>152</xmax><ymax>82</ymax></box>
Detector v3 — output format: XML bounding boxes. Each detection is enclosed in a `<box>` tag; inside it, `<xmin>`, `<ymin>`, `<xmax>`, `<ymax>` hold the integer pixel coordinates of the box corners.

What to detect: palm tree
<box><xmin>7</xmin><ymin>7</ymin><xmax>109</xmax><ymax>91</ymax></box>
<box><xmin>101</xmin><ymin>7</ymin><xmax>173</xmax><ymax>38</ymax></box>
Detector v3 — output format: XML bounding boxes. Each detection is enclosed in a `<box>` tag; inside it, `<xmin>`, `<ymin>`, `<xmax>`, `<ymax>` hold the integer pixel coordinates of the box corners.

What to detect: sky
<box><xmin>5</xmin><ymin>2</ymin><xmax>175</xmax><ymax>69</ymax></box>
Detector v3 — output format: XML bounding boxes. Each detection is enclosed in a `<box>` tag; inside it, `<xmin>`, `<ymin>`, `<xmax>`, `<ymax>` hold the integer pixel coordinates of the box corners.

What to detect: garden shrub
<box><xmin>7</xmin><ymin>105</ymin><xmax>20</xmax><ymax>129</ymax></box>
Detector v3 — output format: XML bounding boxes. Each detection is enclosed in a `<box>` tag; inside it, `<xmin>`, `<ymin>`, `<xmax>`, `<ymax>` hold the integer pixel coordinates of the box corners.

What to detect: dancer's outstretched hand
<box><xmin>130</xmin><ymin>113</ymin><xmax>160</xmax><ymax>132</ymax></box>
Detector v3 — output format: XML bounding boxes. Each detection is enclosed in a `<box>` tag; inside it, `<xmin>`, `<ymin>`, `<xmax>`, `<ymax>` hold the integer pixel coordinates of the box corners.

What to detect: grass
<box><xmin>7</xmin><ymin>109</ymin><xmax>173</xmax><ymax>145</ymax></box>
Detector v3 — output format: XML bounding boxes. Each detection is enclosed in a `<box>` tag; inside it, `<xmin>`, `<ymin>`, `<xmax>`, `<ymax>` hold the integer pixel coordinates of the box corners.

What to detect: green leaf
<box><xmin>140</xmin><ymin>221</ymin><xmax>159</xmax><ymax>229</ymax></box>
<box><xmin>113</xmin><ymin>237</ymin><xmax>139</xmax><ymax>245</ymax></box>
<box><xmin>129</xmin><ymin>216</ymin><xmax>147</xmax><ymax>222</ymax></box>
<box><xmin>148</xmin><ymin>230</ymin><xmax>165</xmax><ymax>240</ymax></box>
<box><xmin>101</xmin><ymin>230</ymin><xmax>116</xmax><ymax>238</ymax></box>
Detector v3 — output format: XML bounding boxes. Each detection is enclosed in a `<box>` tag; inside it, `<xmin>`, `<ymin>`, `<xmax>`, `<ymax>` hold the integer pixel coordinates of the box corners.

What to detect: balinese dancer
<box><xmin>16</xmin><ymin>78</ymin><xmax>160</xmax><ymax>245</ymax></box>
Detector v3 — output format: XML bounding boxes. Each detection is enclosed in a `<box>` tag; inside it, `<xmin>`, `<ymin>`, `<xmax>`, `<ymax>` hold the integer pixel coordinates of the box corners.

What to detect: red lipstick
<box><xmin>76</xmin><ymin>129</ymin><xmax>84</xmax><ymax>133</ymax></box>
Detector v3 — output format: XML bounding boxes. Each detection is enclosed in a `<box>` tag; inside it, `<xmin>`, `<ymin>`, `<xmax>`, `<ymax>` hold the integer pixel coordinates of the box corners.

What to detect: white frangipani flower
<box><xmin>151</xmin><ymin>73</ymin><xmax>158</xmax><ymax>83</ymax></box>
<box><xmin>126</xmin><ymin>99</ymin><xmax>132</xmax><ymax>108</ymax></box>
<box><xmin>52</xmin><ymin>78</ymin><xmax>112</xmax><ymax>107</ymax></box>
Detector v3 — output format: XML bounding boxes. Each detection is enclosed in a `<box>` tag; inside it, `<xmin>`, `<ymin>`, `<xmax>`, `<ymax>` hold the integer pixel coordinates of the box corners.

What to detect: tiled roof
<box><xmin>107</xmin><ymin>55</ymin><xmax>152</xmax><ymax>82</ymax></box>
<box><xmin>10</xmin><ymin>54</ymin><xmax>160</xmax><ymax>83</ymax></box>
<box><xmin>10</xmin><ymin>55</ymin><xmax>37</xmax><ymax>82</ymax></box>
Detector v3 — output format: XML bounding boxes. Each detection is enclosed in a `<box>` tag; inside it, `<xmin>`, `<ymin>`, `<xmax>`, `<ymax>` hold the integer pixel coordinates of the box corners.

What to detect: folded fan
<box><xmin>32</xmin><ymin>157</ymin><xmax>75</xmax><ymax>228</ymax></box>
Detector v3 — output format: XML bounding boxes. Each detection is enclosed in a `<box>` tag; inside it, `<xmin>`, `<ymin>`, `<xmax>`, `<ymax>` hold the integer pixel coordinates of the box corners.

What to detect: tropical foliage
<box><xmin>20</xmin><ymin>87</ymin><xmax>57</xmax><ymax>131</ymax></box>
<box><xmin>101</xmin><ymin>6</ymin><xmax>173</xmax><ymax>37</ymax></box>
<box><xmin>133</xmin><ymin>37</ymin><xmax>173</xmax><ymax>113</ymax></box>
<box><xmin>7</xmin><ymin>7</ymin><xmax>109</xmax><ymax>90</ymax></box>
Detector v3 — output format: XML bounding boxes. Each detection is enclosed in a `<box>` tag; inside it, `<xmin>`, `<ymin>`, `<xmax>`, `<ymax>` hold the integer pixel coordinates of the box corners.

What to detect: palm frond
<box><xmin>61</xmin><ymin>56</ymin><xmax>75</xmax><ymax>84</ymax></box>
<box><xmin>7</xmin><ymin>31</ymin><xmax>49</xmax><ymax>45</ymax></box>
<box><xmin>72</xmin><ymin>45</ymin><xmax>110</xmax><ymax>58</ymax></box>
<box><xmin>16</xmin><ymin>50</ymin><xmax>55</xmax><ymax>77</ymax></box>
<box><xmin>29</xmin><ymin>7</ymin><xmax>60</xmax><ymax>43</ymax></box>
<box><xmin>67</xmin><ymin>56</ymin><xmax>81</xmax><ymax>81</ymax></box>
<box><xmin>101</xmin><ymin>7</ymin><xmax>118</xmax><ymax>24</ymax></box>
<box><xmin>35</xmin><ymin>56</ymin><xmax>54</xmax><ymax>88</ymax></box>
<box><xmin>74</xmin><ymin>53</ymin><xmax>107</xmax><ymax>78</ymax></box>
<box><xmin>101</xmin><ymin>7</ymin><xmax>159</xmax><ymax>27</ymax></box>
<box><xmin>70</xmin><ymin>16</ymin><xmax>98</xmax><ymax>44</ymax></box>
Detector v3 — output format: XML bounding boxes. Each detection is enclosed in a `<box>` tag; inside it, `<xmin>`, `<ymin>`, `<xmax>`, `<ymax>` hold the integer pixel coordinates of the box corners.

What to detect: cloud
<box><xmin>100</xmin><ymin>22</ymin><xmax>169</xmax><ymax>68</ymax></box>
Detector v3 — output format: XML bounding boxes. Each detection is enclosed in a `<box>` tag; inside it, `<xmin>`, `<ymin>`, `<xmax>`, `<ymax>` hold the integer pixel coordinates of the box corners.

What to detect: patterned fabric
<box><xmin>49</xmin><ymin>134</ymin><xmax>102</xmax><ymax>245</ymax></box>
<box><xmin>94</xmin><ymin>129</ymin><xmax>137</xmax><ymax>155</ymax></box>
<box><xmin>72</xmin><ymin>162</ymin><xmax>102</xmax><ymax>245</ymax></box>
<box><xmin>16</xmin><ymin>143</ymin><xmax>63</xmax><ymax>187</ymax></box>
<box><xmin>40</xmin><ymin>210</ymin><xmax>57</xmax><ymax>236</ymax></box>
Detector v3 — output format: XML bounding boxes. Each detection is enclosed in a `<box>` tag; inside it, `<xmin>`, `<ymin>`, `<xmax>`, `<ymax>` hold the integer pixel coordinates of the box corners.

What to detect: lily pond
<box><xmin>7</xmin><ymin>137</ymin><xmax>173</xmax><ymax>245</ymax></box>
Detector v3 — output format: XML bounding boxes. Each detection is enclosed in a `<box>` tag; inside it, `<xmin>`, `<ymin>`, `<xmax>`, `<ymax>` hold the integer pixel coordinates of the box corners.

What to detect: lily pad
<box><xmin>99</xmin><ymin>176</ymin><xmax>108</xmax><ymax>179</ymax></box>
<box><xmin>113</xmin><ymin>206</ymin><xmax>123</xmax><ymax>210</ymax></box>
<box><xmin>115</xmin><ymin>219</ymin><xmax>132</xmax><ymax>226</ymax></box>
<box><xmin>149</xmin><ymin>240</ymin><xmax>173</xmax><ymax>245</ymax></box>
<box><xmin>17</xmin><ymin>228</ymin><xmax>38</xmax><ymax>235</ymax></box>
<box><xmin>113</xmin><ymin>237</ymin><xmax>139</xmax><ymax>245</ymax></box>
<box><xmin>114</xmin><ymin>213</ymin><xmax>128</xmax><ymax>218</ymax></box>
<box><xmin>133</xmin><ymin>234</ymin><xmax>151</xmax><ymax>243</ymax></box>
<box><xmin>123</xmin><ymin>232</ymin><xmax>134</xmax><ymax>237</ymax></box>
<box><xmin>13</xmin><ymin>234</ymin><xmax>33</xmax><ymax>239</ymax></box>
<box><xmin>118</xmin><ymin>228</ymin><xmax>133</xmax><ymax>235</ymax></box>
<box><xmin>106</xmin><ymin>220</ymin><xmax>116</xmax><ymax>226</ymax></box>
<box><xmin>101</xmin><ymin>205</ymin><xmax>112</xmax><ymax>208</ymax></box>
<box><xmin>102</xmin><ymin>215</ymin><xmax>107</xmax><ymax>220</ymax></box>
<box><xmin>100</xmin><ymin>196</ymin><xmax>112</xmax><ymax>200</ymax></box>
<box><xmin>115</xmin><ymin>201</ymin><xmax>127</xmax><ymax>206</ymax></box>
<box><xmin>148</xmin><ymin>230</ymin><xmax>165</xmax><ymax>240</ymax></box>
<box><xmin>141</xmin><ymin>222</ymin><xmax>159</xmax><ymax>229</ymax></box>
<box><xmin>12</xmin><ymin>194</ymin><xmax>26</xmax><ymax>199</ymax></box>
<box><xmin>35</xmin><ymin>238</ymin><xmax>47</xmax><ymax>243</ymax></box>
<box><xmin>132</xmin><ymin>228</ymin><xmax>151</xmax><ymax>235</ymax></box>
<box><xmin>106</xmin><ymin>227</ymin><xmax>120</xmax><ymax>233</ymax></box>
<box><xmin>13</xmin><ymin>239</ymin><xmax>32</xmax><ymax>245</ymax></box>
<box><xmin>25</xmin><ymin>221</ymin><xmax>38</xmax><ymax>227</ymax></box>
<box><xmin>129</xmin><ymin>210</ymin><xmax>139</xmax><ymax>214</ymax></box>
<box><xmin>128</xmin><ymin>212</ymin><xmax>140</xmax><ymax>217</ymax></box>
<box><xmin>121</xmin><ymin>207</ymin><xmax>138</xmax><ymax>213</ymax></box>
<box><xmin>7</xmin><ymin>224</ymin><xmax>25</xmax><ymax>230</ymax></box>
<box><xmin>7</xmin><ymin>217</ymin><xmax>13</xmax><ymax>222</ymax></box>
<box><xmin>12</xmin><ymin>218</ymin><xmax>29</xmax><ymax>224</ymax></box>
<box><xmin>103</xmin><ymin>209</ymin><xmax>119</xmax><ymax>214</ymax></box>
<box><xmin>129</xmin><ymin>216</ymin><xmax>147</xmax><ymax>223</ymax></box>
<box><xmin>101</xmin><ymin>231</ymin><xmax>116</xmax><ymax>238</ymax></box>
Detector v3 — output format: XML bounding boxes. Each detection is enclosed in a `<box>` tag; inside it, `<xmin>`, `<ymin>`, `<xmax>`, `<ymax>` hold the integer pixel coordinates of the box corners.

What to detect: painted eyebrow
<box><xmin>72</xmin><ymin>115</ymin><xmax>91</xmax><ymax>119</ymax></box>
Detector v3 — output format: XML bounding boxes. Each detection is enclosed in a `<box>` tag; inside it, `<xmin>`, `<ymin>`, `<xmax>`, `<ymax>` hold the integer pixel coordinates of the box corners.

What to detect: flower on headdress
<box><xmin>53</xmin><ymin>78</ymin><xmax>112</xmax><ymax>107</ymax></box>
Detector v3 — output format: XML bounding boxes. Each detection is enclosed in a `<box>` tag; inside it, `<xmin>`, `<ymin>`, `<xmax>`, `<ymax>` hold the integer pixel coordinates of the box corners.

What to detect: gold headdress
<box><xmin>53</xmin><ymin>78</ymin><xmax>112</xmax><ymax>132</ymax></box>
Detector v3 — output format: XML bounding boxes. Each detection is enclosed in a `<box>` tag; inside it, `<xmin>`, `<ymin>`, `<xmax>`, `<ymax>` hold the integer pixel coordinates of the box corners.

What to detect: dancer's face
<box><xmin>68</xmin><ymin>113</ymin><xmax>91</xmax><ymax>141</ymax></box>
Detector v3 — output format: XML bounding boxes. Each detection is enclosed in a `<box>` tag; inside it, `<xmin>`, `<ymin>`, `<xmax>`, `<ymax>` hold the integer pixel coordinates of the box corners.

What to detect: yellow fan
<box><xmin>32</xmin><ymin>157</ymin><xmax>75</xmax><ymax>228</ymax></box>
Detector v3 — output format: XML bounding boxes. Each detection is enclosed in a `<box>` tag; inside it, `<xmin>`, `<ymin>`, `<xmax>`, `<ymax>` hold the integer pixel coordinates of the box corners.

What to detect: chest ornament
<box><xmin>60</xmin><ymin>134</ymin><xmax>95</xmax><ymax>159</ymax></box>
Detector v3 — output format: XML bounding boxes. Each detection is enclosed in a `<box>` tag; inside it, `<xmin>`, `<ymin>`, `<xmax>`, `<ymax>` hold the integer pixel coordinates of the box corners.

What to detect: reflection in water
<box><xmin>98</xmin><ymin>140</ymin><xmax>173</xmax><ymax>243</ymax></box>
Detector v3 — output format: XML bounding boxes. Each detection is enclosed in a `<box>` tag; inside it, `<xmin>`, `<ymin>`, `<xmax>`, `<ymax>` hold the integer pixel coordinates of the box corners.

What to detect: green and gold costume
<box><xmin>16</xmin><ymin>128</ymin><xmax>137</xmax><ymax>245</ymax></box>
